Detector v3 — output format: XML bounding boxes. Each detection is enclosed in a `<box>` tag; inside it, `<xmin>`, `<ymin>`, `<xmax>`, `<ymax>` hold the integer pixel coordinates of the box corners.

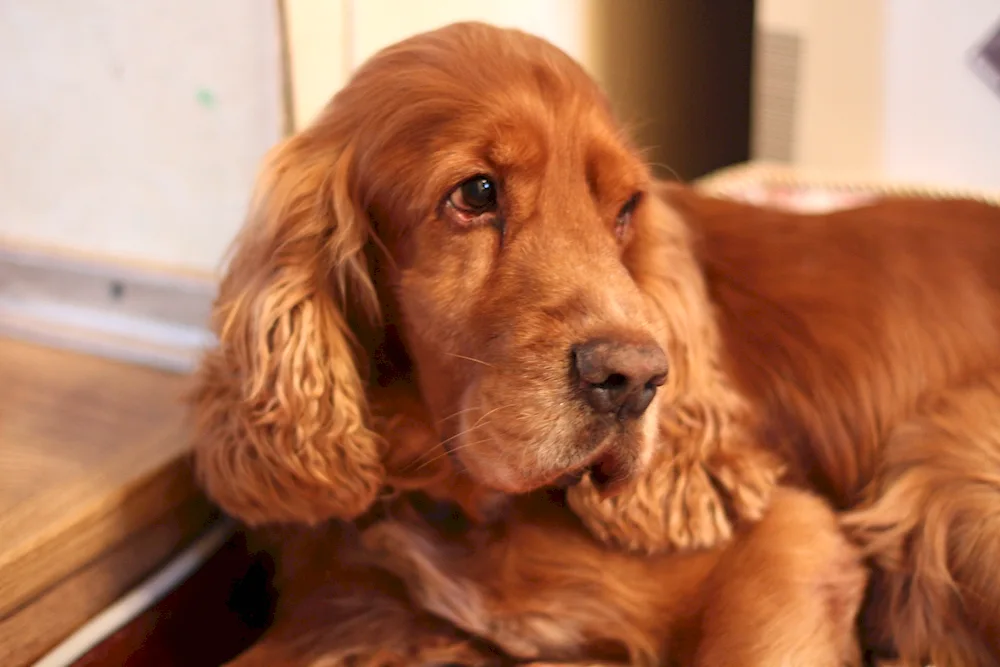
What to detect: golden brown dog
<box><xmin>190</xmin><ymin>22</ymin><xmax>1000</xmax><ymax>667</ymax></box>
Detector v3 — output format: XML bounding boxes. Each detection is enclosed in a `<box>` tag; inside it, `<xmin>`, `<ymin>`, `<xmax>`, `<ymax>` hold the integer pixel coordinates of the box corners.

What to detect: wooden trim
<box><xmin>0</xmin><ymin>241</ymin><xmax>217</xmax><ymax>373</ymax></box>
<box><xmin>281</xmin><ymin>0</ymin><xmax>353</xmax><ymax>130</ymax></box>
<box><xmin>0</xmin><ymin>454</ymin><xmax>206</xmax><ymax>621</ymax></box>
<box><xmin>62</xmin><ymin>530</ymin><xmax>266</xmax><ymax>667</ymax></box>
<box><xmin>276</xmin><ymin>0</ymin><xmax>298</xmax><ymax>137</ymax></box>
<box><xmin>0</xmin><ymin>501</ymin><xmax>219</xmax><ymax>667</ymax></box>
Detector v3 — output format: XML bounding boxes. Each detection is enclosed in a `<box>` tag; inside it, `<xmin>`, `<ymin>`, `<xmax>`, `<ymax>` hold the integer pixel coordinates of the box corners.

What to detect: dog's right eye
<box><xmin>448</xmin><ymin>176</ymin><xmax>498</xmax><ymax>217</ymax></box>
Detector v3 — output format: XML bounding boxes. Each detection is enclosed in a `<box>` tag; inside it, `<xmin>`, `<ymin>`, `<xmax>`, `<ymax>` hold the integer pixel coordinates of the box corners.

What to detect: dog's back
<box><xmin>665</xmin><ymin>187</ymin><xmax>1000</xmax><ymax>504</ymax></box>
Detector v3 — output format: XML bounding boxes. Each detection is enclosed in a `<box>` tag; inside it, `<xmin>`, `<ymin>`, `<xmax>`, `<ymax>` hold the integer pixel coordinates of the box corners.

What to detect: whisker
<box><xmin>648</xmin><ymin>161</ymin><xmax>684</xmax><ymax>183</ymax></box>
<box><xmin>405</xmin><ymin>402</ymin><xmax>516</xmax><ymax>472</ymax></box>
<box><xmin>404</xmin><ymin>441</ymin><xmax>458</xmax><ymax>471</ymax></box>
<box><xmin>404</xmin><ymin>415</ymin><xmax>496</xmax><ymax>471</ymax></box>
<box><xmin>445</xmin><ymin>352</ymin><xmax>496</xmax><ymax>368</ymax></box>
<box><xmin>469</xmin><ymin>403</ymin><xmax>510</xmax><ymax>430</ymax></box>
<box><xmin>439</xmin><ymin>420</ymin><xmax>489</xmax><ymax>450</ymax></box>
<box><xmin>413</xmin><ymin>435</ymin><xmax>494</xmax><ymax>472</ymax></box>
<box><xmin>437</xmin><ymin>405</ymin><xmax>481</xmax><ymax>425</ymax></box>
<box><xmin>447</xmin><ymin>437</ymin><xmax>495</xmax><ymax>453</ymax></box>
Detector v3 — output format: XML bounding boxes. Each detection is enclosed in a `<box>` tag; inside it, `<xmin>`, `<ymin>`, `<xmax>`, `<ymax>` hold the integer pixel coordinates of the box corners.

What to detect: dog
<box><xmin>190</xmin><ymin>21</ymin><xmax>1000</xmax><ymax>666</ymax></box>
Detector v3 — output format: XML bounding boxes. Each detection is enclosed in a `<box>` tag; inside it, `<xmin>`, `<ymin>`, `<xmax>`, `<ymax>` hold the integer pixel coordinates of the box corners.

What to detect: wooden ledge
<box><xmin>0</xmin><ymin>337</ymin><xmax>215</xmax><ymax>666</ymax></box>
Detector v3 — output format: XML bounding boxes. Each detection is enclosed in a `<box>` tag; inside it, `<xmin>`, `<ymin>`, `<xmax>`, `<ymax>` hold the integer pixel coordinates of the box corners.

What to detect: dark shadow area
<box><xmin>72</xmin><ymin>531</ymin><xmax>276</xmax><ymax>667</ymax></box>
<box><xmin>591</xmin><ymin>0</ymin><xmax>755</xmax><ymax>181</ymax></box>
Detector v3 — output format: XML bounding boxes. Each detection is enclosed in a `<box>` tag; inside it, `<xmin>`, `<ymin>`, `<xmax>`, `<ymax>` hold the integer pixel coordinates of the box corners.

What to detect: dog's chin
<box><xmin>450</xmin><ymin>428</ymin><xmax>643</xmax><ymax>499</ymax></box>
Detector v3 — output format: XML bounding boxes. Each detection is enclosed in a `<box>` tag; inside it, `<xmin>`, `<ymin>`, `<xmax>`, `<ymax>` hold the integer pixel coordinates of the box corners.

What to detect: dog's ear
<box><xmin>190</xmin><ymin>130</ymin><xmax>385</xmax><ymax>526</ymax></box>
<box><xmin>568</xmin><ymin>186</ymin><xmax>783</xmax><ymax>553</ymax></box>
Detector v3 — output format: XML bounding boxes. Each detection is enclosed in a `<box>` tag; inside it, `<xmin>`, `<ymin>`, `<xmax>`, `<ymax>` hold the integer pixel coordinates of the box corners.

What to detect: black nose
<box><xmin>573</xmin><ymin>338</ymin><xmax>669</xmax><ymax>419</ymax></box>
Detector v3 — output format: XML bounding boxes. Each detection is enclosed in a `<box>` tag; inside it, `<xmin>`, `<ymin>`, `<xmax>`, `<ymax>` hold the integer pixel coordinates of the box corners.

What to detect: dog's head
<box><xmin>192</xmin><ymin>22</ymin><xmax>705</xmax><ymax>526</ymax></box>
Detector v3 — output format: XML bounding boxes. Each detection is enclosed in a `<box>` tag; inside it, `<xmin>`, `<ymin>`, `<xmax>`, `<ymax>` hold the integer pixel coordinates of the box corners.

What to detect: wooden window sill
<box><xmin>0</xmin><ymin>337</ymin><xmax>214</xmax><ymax>666</ymax></box>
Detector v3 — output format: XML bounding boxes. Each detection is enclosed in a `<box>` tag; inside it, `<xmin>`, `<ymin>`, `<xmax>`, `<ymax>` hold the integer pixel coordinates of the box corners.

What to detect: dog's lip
<box><xmin>448</xmin><ymin>396</ymin><xmax>637</xmax><ymax>497</ymax></box>
<box><xmin>587</xmin><ymin>449</ymin><xmax>634</xmax><ymax>498</ymax></box>
<box><xmin>551</xmin><ymin>448</ymin><xmax>634</xmax><ymax>498</ymax></box>
<box><xmin>553</xmin><ymin>467</ymin><xmax>589</xmax><ymax>489</ymax></box>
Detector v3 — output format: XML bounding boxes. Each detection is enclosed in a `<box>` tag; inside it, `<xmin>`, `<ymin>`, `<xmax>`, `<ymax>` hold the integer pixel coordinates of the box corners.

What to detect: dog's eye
<box><xmin>615</xmin><ymin>192</ymin><xmax>643</xmax><ymax>240</ymax></box>
<box><xmin>448</xmin><ymin>176</ymin><xmax>498</xmax><ymax>217</ymax></box>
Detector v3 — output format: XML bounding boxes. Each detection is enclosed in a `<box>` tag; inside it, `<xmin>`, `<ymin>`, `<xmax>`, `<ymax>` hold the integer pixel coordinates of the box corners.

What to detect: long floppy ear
<box><xmin>189</xmin><ymin>131</ymin><xmax>385</xmax><ymax>526</ymax></box>
<box><xmin>568</xmin><ymin>184</ymin><xmax>783</xmax><ymax>554</ymax></box>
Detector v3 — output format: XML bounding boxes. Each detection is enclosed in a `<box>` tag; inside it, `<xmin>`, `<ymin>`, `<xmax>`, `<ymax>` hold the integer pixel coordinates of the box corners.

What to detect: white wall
<box><xmin>758</xmin><ymin>0</ymin><xmax>1000</xmax><ymax>190</ymax></box>
<box><xmin>0</xmin><ymin>1</ymin><xmax>284</xmax><ymax>274</ymax></box>
<box><xmin>8</xmin><ymin>1</ymin><xmax>993</xmax><ymax>280</ymax></box>
<box><xmin>883</xmin><ymin>0</ymin><xmax>1000</xmax><ymax>191</ymax></box>
<box><xmin>350</xmin><ymin>0</ymin><xmax>593</xmax><ymax>74</ymax></box>
<box><xmin>293</xmin><ymin>0</ymin><xmax>1000</xmax><ymax>192</ymax></box>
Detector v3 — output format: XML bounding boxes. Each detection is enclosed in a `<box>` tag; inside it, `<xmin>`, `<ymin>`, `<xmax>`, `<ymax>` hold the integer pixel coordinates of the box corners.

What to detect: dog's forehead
<box><xmin>375</xmin><ymin>25</ymin><xmax>603</xmax><ymax>119</ymax></box>
<box><xmin>352</xmin><ymin>26</ymin><xmax>646</xmax><ymax>218</ymax></box>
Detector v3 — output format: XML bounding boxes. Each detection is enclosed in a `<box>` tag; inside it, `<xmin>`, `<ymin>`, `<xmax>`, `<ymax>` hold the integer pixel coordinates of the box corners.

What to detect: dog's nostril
<box><xmin>595</xmin><ymin>373</ymin><xmax>629</xmax><ymax>392</ymax></box>
<box><xmin>625</xmin><ymin>384</ymin><xmax>658</xmax><ymax>418</ymax></box>
<box><xmin>647</xmin><ymin>373</ymin><xmax>668</xmax><ymax>389</ymax></box>
<box><xmin>573</xmin><ymin>338</ymin><xmax>668</xmax><ymax>419</ymax></box>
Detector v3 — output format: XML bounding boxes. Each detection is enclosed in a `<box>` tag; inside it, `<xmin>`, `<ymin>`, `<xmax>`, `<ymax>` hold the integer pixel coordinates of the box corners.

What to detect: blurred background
<box><xmin>2</xmin><ymin>0</ymin><xmax>999</xmax><ymax>282</ymax></box>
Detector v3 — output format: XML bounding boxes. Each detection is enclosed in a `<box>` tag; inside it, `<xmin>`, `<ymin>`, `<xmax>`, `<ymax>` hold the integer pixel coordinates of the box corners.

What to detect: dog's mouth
<box><xmin>552</xmin><ymin>448</ymin><xmax>636</xmax><ymax>498</ymax></box>
<box><xmin>447</xmin><ymin>386</ymin><xmax>641</xmax><ymax>498</ymax></box>
<box><xmin>445</xmin><ymin>427</ymin><xmax>638</xmax><ymax>499</ymax></box>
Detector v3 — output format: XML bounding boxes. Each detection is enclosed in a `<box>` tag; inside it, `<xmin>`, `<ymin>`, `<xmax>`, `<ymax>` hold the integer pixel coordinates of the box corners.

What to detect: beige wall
<box><xmin>283</xmin><ymin>0</ymin><xmax>351</xmax><ymax>130</ymax></box>
<box><xmin>757</xmin><ymin>0</ymin><xmax>886</xmax><ymax>177</ymax></box>
<box><xmin>284</xmin><ymin>0</ymin><xmax>597</xmax><ymax>130</ymax></box>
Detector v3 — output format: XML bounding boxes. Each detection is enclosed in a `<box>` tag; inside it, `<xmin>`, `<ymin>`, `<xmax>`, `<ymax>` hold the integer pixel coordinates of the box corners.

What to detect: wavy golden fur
<box><xmin>190</xmin><ymin>22</ymin><xmax>1000</xmax><ymax>667</ymax></box>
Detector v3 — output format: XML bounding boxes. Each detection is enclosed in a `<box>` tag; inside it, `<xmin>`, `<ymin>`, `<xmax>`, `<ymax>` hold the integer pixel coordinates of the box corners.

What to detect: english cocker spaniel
<box><xmin>190</xmin><ymin>21</ymin><xmax>1000</xmax><ymax>667</ymax></box>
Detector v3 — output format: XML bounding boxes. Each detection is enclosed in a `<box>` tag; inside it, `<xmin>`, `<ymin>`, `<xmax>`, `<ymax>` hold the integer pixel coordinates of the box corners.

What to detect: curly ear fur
<box><xmin>190</xmin><ymin>131</ymin><xmax>385</xmax><ymax>526</ymax></box>
<box><xmin>568</xmin><ymin>187</ymin><xmax>783</xmax><ymax>554</ymax></box>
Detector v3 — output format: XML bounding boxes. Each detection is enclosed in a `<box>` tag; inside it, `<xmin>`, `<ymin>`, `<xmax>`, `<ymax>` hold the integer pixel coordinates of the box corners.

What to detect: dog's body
<box><xmin>190</xmin><ymin>23</ymin><xmax>1000</xmax><ymax>667</ymax></box>
<box><xmin>229</xmin><ymin>487</ymin><xmax>865</xmax><ymax>667</ymax></box>
<box><xmin>674</xmin><ymin>187</ymin><xmax>1000</xmax><ymax>664</ymax></box>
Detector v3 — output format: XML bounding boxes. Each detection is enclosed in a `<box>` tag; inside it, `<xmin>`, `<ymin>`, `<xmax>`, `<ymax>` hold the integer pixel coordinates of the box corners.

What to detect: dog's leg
<box><xmin>360</xmin><ymin>522</ymin><xmax>585</xmax><ymax>663</ymax></box>
<box><xmin>693</xmin><ymin>488</ymin><xmax>868</xmax><ymax>667</ymax></box>
<box><xmin>224</xmin><ymin>561</ymin><xmax>499</xmax><ymax>667</ymax></box>
<box><xmin>359</xmin><ymin>512</ymin><xmax>673</xmax><ymax>666</ymax></box>
<box><xmin>361</xmin><ymin>493</ymin><xmax>863</xmax><ymax>667</ymax></box>
<box><xmin>844</xmin><ymin>372</ymin><xmax>1000</xmax><ymax>667</ymax></box>
<box><xmin>225</xmin><ymin>600</ymin><xmax>496</xmax><ymax>667</ymax></box>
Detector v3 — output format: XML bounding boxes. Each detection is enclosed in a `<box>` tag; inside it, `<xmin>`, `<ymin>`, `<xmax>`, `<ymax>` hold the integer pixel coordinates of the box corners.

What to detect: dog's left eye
<box><xmin>615</xmin><ymin>192</ymin><xmax>643</xmax><ymax>239</ymax></box>
<box><xmin>448</xmin><ymin>176</ymin><xmax>498</xmax><ymax>217</ymax></box>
